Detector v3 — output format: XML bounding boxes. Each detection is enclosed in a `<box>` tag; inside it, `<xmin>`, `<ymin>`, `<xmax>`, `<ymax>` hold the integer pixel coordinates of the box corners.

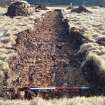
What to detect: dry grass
<box><xmin>64</xmin><ymin>7</ymin><xmax>105</xmax><ymax>42</ymax></box>
<box><xmin>81</xmin><ymin>52</ymin><xmax>105</xmax><ymax>86</ymax></box>
<box><xmin>86</xmin><ymin>52</ymin><xmax>105</xmax><ymax>70</ymax></box>
<box><xmin>0</xmin><ymin>7</ymin><xmax>7</xmax><ymax>16</ymax></box>
<box><xmin>78</xmin><ymin>42</ymin><xmax>105</xmax><ymax>57</ymax></box>
<box><xmin>0</xmin><ymin>97</ymin><xmax>105</xmax><ymax>105</ymax></box>
<box><xmin>0</xmin><ymin>6</ymin><xmax>49</xmax><ymax>34</ymax></box>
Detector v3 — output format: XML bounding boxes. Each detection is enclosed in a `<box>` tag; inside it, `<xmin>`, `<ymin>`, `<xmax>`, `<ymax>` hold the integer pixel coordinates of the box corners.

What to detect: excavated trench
<box><xmin>9</xmin><ymin>10</ymin><xmax>88</xmax><ymax>89</ymax></box>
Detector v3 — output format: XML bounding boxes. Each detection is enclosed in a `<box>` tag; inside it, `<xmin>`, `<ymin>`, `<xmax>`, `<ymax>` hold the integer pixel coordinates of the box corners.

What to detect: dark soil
<box><xmin>9</xmin><ymin>10</ymin><xmax>88</xmax><ymax>88</ymax></box>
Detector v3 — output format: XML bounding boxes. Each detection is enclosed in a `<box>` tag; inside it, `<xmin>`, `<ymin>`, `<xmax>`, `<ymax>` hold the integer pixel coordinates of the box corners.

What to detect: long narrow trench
<box><xmin>9</xmin><ymin>10</ymin><xmax>88</xmax><ymax>88</ymax></box>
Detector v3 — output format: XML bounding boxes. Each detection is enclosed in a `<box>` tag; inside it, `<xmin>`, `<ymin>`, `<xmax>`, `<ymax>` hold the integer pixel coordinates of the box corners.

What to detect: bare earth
<box><xmin>9</xmin><ymin>10</ymin><xmax>87</xmax><ymax>88</ymax></box>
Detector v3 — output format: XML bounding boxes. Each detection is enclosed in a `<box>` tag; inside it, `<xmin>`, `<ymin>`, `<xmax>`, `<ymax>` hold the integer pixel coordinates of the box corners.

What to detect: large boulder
<box><xmin>81</xmin><ymin>52</ymin><xmax>105</xmax><ymax>87</ymax></box>
<box><xmin>5</xmin><ymin>1</ymin><xmax>33</xmax><ymax>17</ymax></box>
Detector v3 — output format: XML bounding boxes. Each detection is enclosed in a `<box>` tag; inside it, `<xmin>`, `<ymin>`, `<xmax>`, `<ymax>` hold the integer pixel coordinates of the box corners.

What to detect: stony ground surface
<box><xmin>9</xmin><ymin>10</ymin><xmax>87</xmax><ymax>88</ymax></box>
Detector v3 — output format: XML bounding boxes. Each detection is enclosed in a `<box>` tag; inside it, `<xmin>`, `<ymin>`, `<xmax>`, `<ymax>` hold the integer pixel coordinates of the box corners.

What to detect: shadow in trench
<box><xmin>52</xmin><ymin>10</ymin><xmax>88</xmax><ymax>87</ymax></box>
<box><xmin>52</xmin><ymin>10</ymin><xmax>105</xmax><ymax>97</ymax></box>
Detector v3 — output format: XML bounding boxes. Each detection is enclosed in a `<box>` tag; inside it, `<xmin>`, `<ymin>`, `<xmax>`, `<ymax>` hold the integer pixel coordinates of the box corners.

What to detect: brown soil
<box><xmin>9</xmin><ymin>10</ymin><xmax>88</xmax><ymax>88</ymax></box>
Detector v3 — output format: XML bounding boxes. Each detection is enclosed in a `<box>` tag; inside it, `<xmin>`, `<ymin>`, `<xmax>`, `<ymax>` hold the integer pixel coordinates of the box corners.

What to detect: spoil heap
<box><xmin>5</xmin><ymin>1</ymin><xmax>33</xmax><ymax>17</ymax></box>
<box><xmin>9</xmin><ymin>10</ymin><xmax>87</xmax><ymax>89</ymax></box>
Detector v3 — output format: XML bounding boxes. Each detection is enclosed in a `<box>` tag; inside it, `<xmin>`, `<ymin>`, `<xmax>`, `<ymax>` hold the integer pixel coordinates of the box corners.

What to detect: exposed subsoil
<box><xmin>9</xmin><ymin>10</ymin><xmax>88</xmax><ymax>88</ymax></box>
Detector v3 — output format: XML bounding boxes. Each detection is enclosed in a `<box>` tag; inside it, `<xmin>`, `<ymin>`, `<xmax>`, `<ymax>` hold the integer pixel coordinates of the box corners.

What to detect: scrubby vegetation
<box><xmin>65</xmin><ymin>6</ymin><xmax>105</xmax><ymax>42</ymax></box>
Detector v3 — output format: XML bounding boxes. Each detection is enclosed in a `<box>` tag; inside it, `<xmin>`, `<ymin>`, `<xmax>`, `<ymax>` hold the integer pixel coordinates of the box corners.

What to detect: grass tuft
<box><xmin>81</xmin><ymin>52</ymin><xmax>105</xmax><ymax>86</ymax></box>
